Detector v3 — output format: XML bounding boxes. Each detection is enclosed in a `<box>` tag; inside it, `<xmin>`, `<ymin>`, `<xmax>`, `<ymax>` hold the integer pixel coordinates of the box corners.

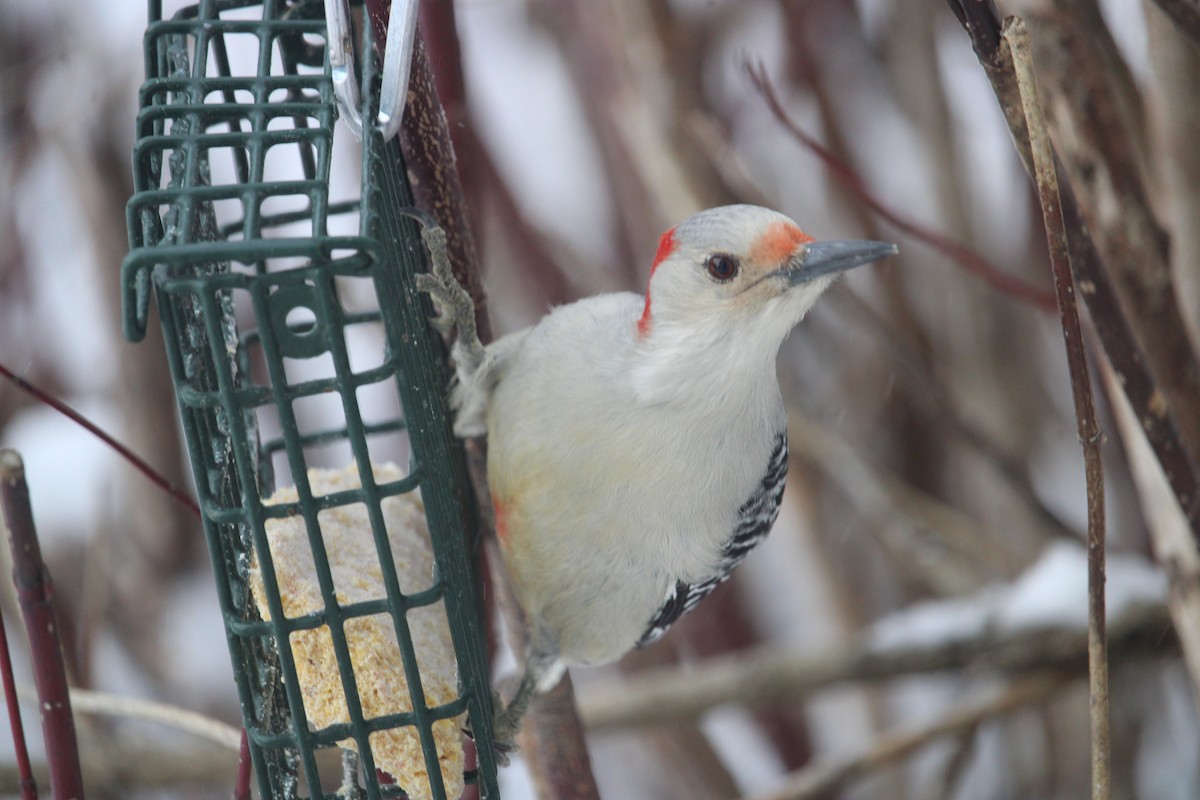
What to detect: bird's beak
<box><xmin>781</xmin><ymin>240</ymin><xmax>898</xmax><ymax>285</ymax></box>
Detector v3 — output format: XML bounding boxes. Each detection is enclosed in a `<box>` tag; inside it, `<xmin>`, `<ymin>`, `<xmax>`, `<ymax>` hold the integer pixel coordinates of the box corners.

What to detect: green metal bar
<box><xmin>122</xmin><ymin>237</ymin><xmax>377</xmax><ymax>340</ymax></box>
<box><xmin>126</xmin><ymin>1</ymin><xmax>502</xmax><ymax>795</ymax></box>
<box><xmin>154</xmin><ymin>284</ymin><xmax>280</xmax><ymax>797</ymax></box>
<box><xmin>259</xmin><ymin>418</ymin><xmax>408</xmax><ymax>455</ymax></box>
<box><xmin>313</xmin><ymin>261</ymin><xmax>454</xmax><ymax>800</ymax></box>
<box><xmin>177</xmin><ymin>370</ymin><xmax>401</xmax><ymax>414</ymax></box>
<box><xmin>125</xmin><ymin>236</ymin><xmax>376</xmax><ymax>265</ymax></box>
<box><xmin>227</xmin><ymin>585</ymin><xmax>447</xmax><ymax>640</ymax></box>
<box><xmin>141</xmin><ymin>74</ymin><xmax>325</xmax><ymax>95</ymax></box>
<box><xmin>136</xmin><ymin>105</ymin><xmax>329</xmax><ymax>130</ymax></box>
<box><xmin>194</xmin><ymin>281</ymin><xmax>327</xmax><ymax>795</ymax></box>
<box><xmin>206</xmin><ymin>469</ymin><xmax>424</xmax><ymax>528</ymax></box>
<box><xmin>209</xmin><ymin>30</ymin><xmax>252</xmax><ymax>184</ymax></box>
<box><xmin>275</xmin><ymin>29</ymin><xmax>320</xmax><ymax>182</ymax></box>
<box><xmin>147</xmin><ymin>17</ymin><xmax>322</xmax><ymax>35</ymax></box>
<box><xmin>365</xmin><ymin>127</ymin><xmax>501</xmax><ymax>800</ymax></box>
<box><xmin>245</xmin><ymin>271</ymin><xmax>387</xmax><ymax>798</ymax></box>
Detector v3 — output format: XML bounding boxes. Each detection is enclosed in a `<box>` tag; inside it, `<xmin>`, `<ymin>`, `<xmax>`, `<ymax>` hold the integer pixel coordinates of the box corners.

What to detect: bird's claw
<box><xmin>408</xmin><ymin>215</ymin><xmax>485</xmax><ymax>363</ymax></box>
<box><xmin>462</xmin><ymin>688</ymin><xmax>520</xmax><ymax>767</ymax></box>
<box><xmin>414</xmin><ymin>272</ymin><xmax>461</xmax><ymax>336</ymax></box>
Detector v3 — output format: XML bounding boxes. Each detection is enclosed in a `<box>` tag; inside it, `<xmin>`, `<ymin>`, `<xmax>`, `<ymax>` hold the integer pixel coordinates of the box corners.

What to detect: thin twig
<box><xmin>234</xmin><ymin>728</ymin><xmax>251</xmax><ymax>800</ymax></box>
<box><xmin>1050</xmin><ymin>0</ymin><xmax>1151</xmax><ymax>184</ymax></box>
<box><xmin>640</xmin><ymin>577</ymin><xmax>818</xmax><ymax>782</ymax></box>
<box><xmin>475</xmin><ymin>143</ymin><xmax>584</xmax><ymax>306</ymax></box>
<box><xmin>0</xmin><ymin>608</ymin><xmax>37</xmax><ymax>799</ymax></box>
<box><xmin>416</xmin><ymin>0</ymin><xmax>487</xmax><ymax>247</ymax></box>
<box><xmin>365</xmin><ymin>4</ymin><xmax>492</xmax><ymax>346</ymax></box>
<box><xmin>0</xmin><ymin>450</ymin><xmax>85</xmax><ymax>800</ymax></box>
<box><xmin>536</xmin><ymin>0</ymin><xmax>676</xmax><ymax>280</ymax></box>
<box><xmin>930</xmin><ymin>728</ymin><xmax>981</xmax><ymax>800</ymax></box>
<box><xmin>743</xmin><ymin>675</ymin><xmax>1071</xmax><ymax>800</ymax></box>
<box><xmin>942</xmin><ymin>0</ymin><xmax>1200</xmax><ymax>546</ymax></box>
<box><xmin>0</xmin><ymin>365</ymin><xmax>253</xmax><ymax>794</ymax></box>
<box><xmin>1018</xmin><ymin>7</ymin><xmax>1200</xmax><ymax>474</ymax></box>
<box><xmin>13</xmin><ymin>683</ymin><xmax>242</xmax><ymax>750</ymax></box>
<box><xmin>746</xmin><ymin>62</ymin><xmax>1058</xmax><ymax>313</ymax></box>
<box><xmin>1146</xmin><ymin>2</ymin><xmax>1200</xmax><ymax>355</ymax></box>
<box><xmin>0</xmin><ymin>739</ymin><xmax>246</xmax><ymax>794</ymax></box>
<box><xmin>819</xmin><ymin>287</ymin><xmax>1076</xmax><ymax>543</ymax></box>
<box><xmin>0</xmin><ymin>361</ymin><xmax>200</xmax><ymax>519</ymax></box>
<box><xmin>1002</xmin><ymin>18</ymin><xmax>1109</xmax><ymax>800</ymax></box>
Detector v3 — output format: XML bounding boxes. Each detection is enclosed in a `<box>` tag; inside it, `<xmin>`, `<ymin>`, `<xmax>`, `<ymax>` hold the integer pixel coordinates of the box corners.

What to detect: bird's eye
<box><xmin>705</xmin><ymin>254</ymin><xmax>739</xmax><ymax>283</ymax></box>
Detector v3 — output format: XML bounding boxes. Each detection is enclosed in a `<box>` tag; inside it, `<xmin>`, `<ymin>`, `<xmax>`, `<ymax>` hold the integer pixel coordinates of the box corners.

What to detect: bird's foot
<box><xmin>489</xmin><ymin>693</ymin><xmax>524</xmax><ymax>768</ymax></box>
<box><xmin>402</xmin><ymin>207</ymin><xmax>485</xmax><ymax>365</ymax></box>
<box><xmin>463</xmin><ymin>688</ymin><xmax>522</xmax><ymax>767</ymax></box>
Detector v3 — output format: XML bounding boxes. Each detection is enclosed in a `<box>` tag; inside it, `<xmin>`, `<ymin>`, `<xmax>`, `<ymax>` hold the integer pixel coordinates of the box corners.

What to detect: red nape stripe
<box><xmin>650</xmin><ymin>226</ymin><xmax>678</xmax><ymax>275</ymax></box>
<box><xmin>637</xmin><ymin>294</ymin><xmax>653</xmax><ymax>337</ymax></box>
<box><xmin>639</xmin><ymin>227</ymin><xmax>677</xmax><ymax>336</ymax></box>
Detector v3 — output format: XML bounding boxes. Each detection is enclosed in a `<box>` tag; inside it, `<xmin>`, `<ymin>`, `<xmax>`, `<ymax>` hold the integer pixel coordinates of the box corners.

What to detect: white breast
<box><xmin>482</xmin><ymin>293</ymin><xmax>785</xmax><ymax>665</ymax></box>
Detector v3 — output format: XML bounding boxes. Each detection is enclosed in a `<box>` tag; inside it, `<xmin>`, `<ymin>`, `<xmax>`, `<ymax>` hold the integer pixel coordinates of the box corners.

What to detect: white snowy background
<box><xmin>1</xmin><ymin>0</ymin><xmax>1197</xmax><ymax>798</ymax></box>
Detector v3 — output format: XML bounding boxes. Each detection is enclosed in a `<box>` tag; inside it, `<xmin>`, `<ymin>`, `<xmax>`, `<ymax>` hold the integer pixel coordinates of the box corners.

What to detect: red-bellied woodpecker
<box><xmin>418</xmin><ymin>204</ymin><xmax>896</xmax><ymax>758</ymax></box>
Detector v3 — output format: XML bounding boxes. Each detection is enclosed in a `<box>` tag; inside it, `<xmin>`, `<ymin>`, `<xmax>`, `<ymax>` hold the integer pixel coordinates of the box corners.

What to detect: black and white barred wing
<box><xmin>638</xmin><ymin>432</ymin><xmax>789</xmax><ymax>647</ymax></box>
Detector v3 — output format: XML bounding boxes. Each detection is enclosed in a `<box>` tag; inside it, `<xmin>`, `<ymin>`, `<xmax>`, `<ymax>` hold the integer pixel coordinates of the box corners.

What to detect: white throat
<box><xmin>630</xmin><ymin>308</ymin><xmax>791</xmax><ymax>419</ymax></box>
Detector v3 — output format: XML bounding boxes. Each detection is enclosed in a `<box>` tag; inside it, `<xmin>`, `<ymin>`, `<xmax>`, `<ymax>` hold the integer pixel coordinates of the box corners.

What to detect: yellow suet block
<box><xmin>249</xmin><ymin>462</ymin><xmax>465</xmax><ymax>800</ymax></box>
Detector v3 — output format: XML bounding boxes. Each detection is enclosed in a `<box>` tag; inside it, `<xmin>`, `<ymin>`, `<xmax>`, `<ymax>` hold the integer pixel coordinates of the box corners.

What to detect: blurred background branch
<box><xmin>3</xmin><ymin>0</ymin><xmax>1200</xmax><ymax>797</ymax></box>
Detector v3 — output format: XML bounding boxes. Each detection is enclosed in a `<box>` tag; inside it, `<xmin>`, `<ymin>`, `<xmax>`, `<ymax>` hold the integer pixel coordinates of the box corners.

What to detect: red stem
<box><xmin>0</xmin><ymin>362</ymin><xmax>200</xmax><ymax>519</ymax></box>
<box><xmin>0</xmin><ymin>450</ymin><xmax>85</xmax><ymax>800</ymax></box>
<box><xmin>232</xmin><ymin>727</ymin><xmax>251</xmax><ymax>800</ymax></box>
<box><xmin>0</xmin><ymin>606</ymin><xmax>38</xmax><ymax>800</ymax></box>
<box><xmin>0</xmin><ymin>368</ymin><xmax>254</xmax><ymax>793</ymax></box>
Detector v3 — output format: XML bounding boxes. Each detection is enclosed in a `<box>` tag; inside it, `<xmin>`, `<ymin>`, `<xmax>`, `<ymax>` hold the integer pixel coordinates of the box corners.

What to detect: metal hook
<box><xmin>377</xmin><ymin>0</ymin><xmax>420</xmax><ymax>140</ymax></box>
<box><xmin>322</xmin><ymin>0</ymin><xmax>419</xmax><ymax>141</ymax></box>
<box><xmin>323</xmin><ymin>0</ymin><xmax>363</xmax><ymax>138</ymax></box>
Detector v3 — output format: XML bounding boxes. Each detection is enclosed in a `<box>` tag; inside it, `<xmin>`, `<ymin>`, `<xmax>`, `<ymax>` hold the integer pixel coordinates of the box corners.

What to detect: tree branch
<box><xmin>0</xmin><ymin>740</ymin><xmax>253</xmax><ymax>795</ymax></box>
<box><xmin>942</xmin><ymin>0</ymin><xmax>1200</xmax><ymax>544</ymax></box>
<box><xmin>577</xmin><ymin>601</ymin><xmax>1171</xmax><ymax>730</ymax></box>
<box><xmin>0</xmin><ymin>450</ymin><xmax>85</xmax><ymax>799</ymax></box>
<box><xmin>1024</xmin><ymin>8</ymin><xmax>1200</xmax><ymax>469</ymax></box>
<box><xmin>362</xmin><ymin>7</ymin><xmax>601</xmax><ymax>796</ymax></box>
<box><xmin>1001</xmin><ymin>17</ymin><xmax>1109</xmax><ymax>797</ymax></box>
<box><xmin>0</xmin><ymin>608</ymin><xmax>36</xmax><ymax>798</ymax></box>
<box><xmin>742</xmin><ymin>674</ymin><xmax>1071</xmax><ymax>800</ymax></box>
<box><xmin>0</xmin><ymin>363</ymin><xmax>199</xmax><ymax>518</ymax></box>
<box><xmin>20</xmin><ymin>685</ymin><xmax>242</xmax><ymax>750</ymax></box>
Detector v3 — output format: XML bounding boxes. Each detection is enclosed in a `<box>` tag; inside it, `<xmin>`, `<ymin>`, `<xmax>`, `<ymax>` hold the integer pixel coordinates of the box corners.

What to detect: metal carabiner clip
<box><xmin>322</xmin><ymin>0</ymin><xmax>419</xmax><ymax>141</ymax></box>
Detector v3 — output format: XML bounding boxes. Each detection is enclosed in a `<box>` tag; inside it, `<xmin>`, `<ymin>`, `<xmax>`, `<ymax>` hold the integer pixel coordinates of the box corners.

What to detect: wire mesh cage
<box><xmin>121</xmin><ymin>1</ymin><xmax>499</xmax><ymax>797</ymax></box>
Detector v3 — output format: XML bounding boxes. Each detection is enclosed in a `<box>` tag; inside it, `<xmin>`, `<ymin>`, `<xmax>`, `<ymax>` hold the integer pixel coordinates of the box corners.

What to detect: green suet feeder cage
<box><xmin>121</xmin><ymin>1</ymin><xmax>499</xmax><ymax>797</ymax></box>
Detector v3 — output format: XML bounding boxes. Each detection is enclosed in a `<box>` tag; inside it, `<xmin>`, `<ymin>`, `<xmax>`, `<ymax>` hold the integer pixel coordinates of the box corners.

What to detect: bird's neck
<box><xmin>629</xmin><ymin>314</ymin><xmax>787</xmax><ymax>423</ymax></box>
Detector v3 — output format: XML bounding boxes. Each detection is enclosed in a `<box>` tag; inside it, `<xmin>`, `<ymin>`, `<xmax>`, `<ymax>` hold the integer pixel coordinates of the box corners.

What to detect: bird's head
<box><xmin>637</xmin><ymin>205</ymin><xmax>896</xmax><ymax>345</ymax></box>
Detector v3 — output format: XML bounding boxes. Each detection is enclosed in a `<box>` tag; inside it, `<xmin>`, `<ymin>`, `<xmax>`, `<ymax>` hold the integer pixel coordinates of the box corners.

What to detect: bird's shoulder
<box><xmin>526</xmin><ymin>292</ymin><xmax>643</xmax><ymax>348</ymax></box>
<box><xmin>502</xmin><ymin>292</ymin><xmax>643</xmax><ymax>377</ymax></box>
